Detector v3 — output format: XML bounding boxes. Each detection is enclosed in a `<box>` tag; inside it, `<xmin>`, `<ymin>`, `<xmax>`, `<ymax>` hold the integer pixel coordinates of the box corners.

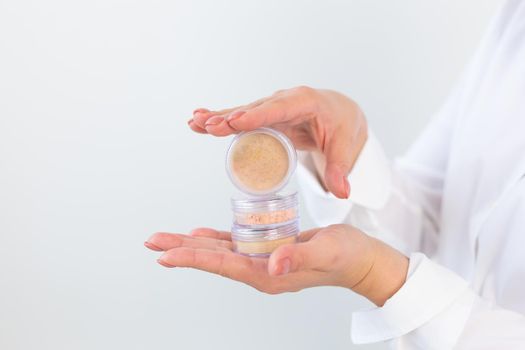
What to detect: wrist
<box><xmin>351</xmin><ymin>238</ymin><xmax>409</xmax><ymax>306</ymax></box>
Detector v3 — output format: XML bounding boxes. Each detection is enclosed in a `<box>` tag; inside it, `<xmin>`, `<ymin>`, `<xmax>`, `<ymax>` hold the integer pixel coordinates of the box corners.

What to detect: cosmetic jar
<box><xmin>232</xmin><ymin>220</ymin><xmax>299</xmax><ymax>257</ymax></box>
<box><xmin>226</xmin><ymin>128</ymin><xmax>297</xmax><ymax>196</ymax></box>
<box><xmin>225</xmin><ymin>127</ymin><xmax>300</xmax><ymax>257</ymax></box>
<box><xmin>231</xmin><ymin>192</ymin><xmax>298</xmax><ymax>226</ymax></box>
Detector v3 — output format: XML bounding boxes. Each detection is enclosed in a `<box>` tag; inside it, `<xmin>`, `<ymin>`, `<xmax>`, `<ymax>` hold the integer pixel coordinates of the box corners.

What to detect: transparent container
<box><xmin>226</xmin><ymin>128</ymin><xmax>297</xmax><ymax>196</ymax></box>
<box><xmin>232</xmin><ymin>219</ymin><xmax>299</xmax><ymax>257</ymax></box>
<box><xmin>231</xmin><ymin>192</ymin><xmax>298</xmax><ymax>226</ymax></box>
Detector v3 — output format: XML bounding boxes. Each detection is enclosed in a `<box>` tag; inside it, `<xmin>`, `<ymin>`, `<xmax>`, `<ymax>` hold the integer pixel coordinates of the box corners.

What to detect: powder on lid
<box><xmin>229</xmin><ymin>132</ymin><xmax>289</xmax><ymax>193</ymax></box>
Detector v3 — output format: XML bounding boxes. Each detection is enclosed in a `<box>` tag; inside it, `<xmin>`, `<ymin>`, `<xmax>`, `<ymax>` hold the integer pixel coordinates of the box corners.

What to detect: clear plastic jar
<box><xmin>232</xmin><ymin>220</ymin><xmax>300</xmax><ymax>257</ymax></box>
<box><xmin>225</xmin><ymin>128</ymin><xmax>297</xmax><ymax>196</ymax></box>
<box><xmin>225</xmin><ymin>127</ymin><xmax>300</xmax><ymax>257</ymax></box>
<box><xmin>231</xmin><ymin>192</ymin><xmax>298</xmax><ymax>226</ymax></box>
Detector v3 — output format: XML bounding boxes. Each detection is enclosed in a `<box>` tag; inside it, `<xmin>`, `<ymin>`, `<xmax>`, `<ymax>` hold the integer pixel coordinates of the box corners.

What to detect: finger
<box><xmin>188</xmin><ymin>119</ymin><xmax>208</xmax><ymax>134</ymax></box>
<box><xmin>190</xmin><ymin>227</ymin><xmax>232</xmax><ymax>241</ymax></box>
<box><xmin>158</xmin><ymin>247</ymin><xmax>256</xmax><ymax>283</ymax></box>
<box><xmin>146</xmin><ymin>232</ymin><xmax>233</xmax><ymax>251</ymax></box>
<box><xmin>192</xmin><ymin>108</ymin><xmax>216</xmax><ymax>128</ymax></box>
<box><xmin>144</xmin><ymin>241</ymin><xmax>163</xmax><ymax>251</ymax></box>
<box><xmin>227</xmin><ymin>88</ymin><xmax>315</xmax><ymax>131</ymax></box>
<box><xmin>204</xmin><ymin>115</ymin><xmax>237</xmax><ymax>137</ymax></box>
<box><xmin>192</xmin><ymin>97</ymin><xmax>268</xmax><ymax>130</ymax></box>
<box><xmin>297</xmin><ymin>227</ymin><xmax>322</xmax><ymax>242</ymax></box>
<box><xmin>226</xmin><ymin>99</ymin><xmax>293</xmax><ymax>131</ymax></box>
<box><xmin>268</xmin><ymin>232</ymin><xmax>337</xmax><ymax>276</ymax></box>
<box><xmin>193</xmin><ymin>108</ymin><xmax>240</xmax><ymax>129</ymax></box>
<box><xmin>203</xmin><ymin>97</ymin><xmax>269</xmax><ymax>136</ymax></box>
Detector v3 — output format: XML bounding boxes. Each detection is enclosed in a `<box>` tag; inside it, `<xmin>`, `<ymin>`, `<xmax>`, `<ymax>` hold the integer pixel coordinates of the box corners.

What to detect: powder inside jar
<box><xmin>231</xmin><ymin>219</ymin><xmax>299</xmax><ymax>257</ymax></box>
<box><xmin>234</xmin><ymin>235</ymin><xmax>297</xmax><ymax>256</ymax></box>
<box><xmin>230</xmin><ymin>133</ymin><xmax>289</xmax><ymax>192</ymax></box>
<box><xmin>234</xmin><ymin>208</ymin><xmax>297</xmax><ymax>225</ymax></box>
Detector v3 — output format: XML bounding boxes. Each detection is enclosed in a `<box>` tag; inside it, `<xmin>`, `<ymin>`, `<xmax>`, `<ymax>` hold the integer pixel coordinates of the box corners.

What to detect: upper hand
<box><xmin>188</xmin><ymin>86</ymin><xmax>368</xmax><ymax>199</ymax></box>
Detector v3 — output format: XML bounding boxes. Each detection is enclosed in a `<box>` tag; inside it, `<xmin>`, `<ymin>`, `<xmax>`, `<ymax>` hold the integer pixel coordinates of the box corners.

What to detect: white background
<box><xmin>0</xmin><ymin>1</ymin><xmax>501</xmax><ymax>349</ymax></box>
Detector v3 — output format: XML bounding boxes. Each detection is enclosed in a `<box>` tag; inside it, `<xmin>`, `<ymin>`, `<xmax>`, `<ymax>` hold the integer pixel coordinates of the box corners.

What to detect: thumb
<box><xmin>323</xmin><ymin>119</ymin><xmax>368</xmax><ymax>199</ymax></box>
<box><xmin>267</xmin><ymin>235</ymin><xmax>336</xmax><ymax>276</ymax></box>
<box><xmin>323</xmin><ymin>129</ymin><xmax>354</xmax><ymax>199</ymax></box>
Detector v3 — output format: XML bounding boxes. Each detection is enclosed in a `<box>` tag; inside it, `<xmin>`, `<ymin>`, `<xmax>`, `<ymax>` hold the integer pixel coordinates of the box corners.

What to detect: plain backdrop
<box><xmin>0</xmin><ymin>1</ymin><xmax>502</xmax><ymax>349</ymax></box>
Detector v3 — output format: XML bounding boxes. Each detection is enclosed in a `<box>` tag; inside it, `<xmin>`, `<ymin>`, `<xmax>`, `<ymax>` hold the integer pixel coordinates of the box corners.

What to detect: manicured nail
<box><xmin>193</xmin><ymin>108</ymin><xmax>209</xmax><ymax>116</ymax></box>
<box><xmin>205</xmin><ymin>115</ymin><xmax>224</xmax><ymax>126</ymax></box>
<box><xmin>278</xmin><ymin>258</ymin><xmax>291</xmax><ymax>275</ymax></box>
<box><xmin>343</xmin><ymin>177</ymin><xmax>350</xmax><ymax>199</ymax></box>
<box><xmin>157</xmin><ymin>258</ymin><xmax>175</xmax><ymax>268</ymax></box>
<box><xmin>144</xmin><ymin>241</ymin><xmax>162</xmax><ymax>251</ymax></box>
<box><xmin>227</xmin><ymin>110</ymin><xmax>246</xmax><ymax>122</ymax></box>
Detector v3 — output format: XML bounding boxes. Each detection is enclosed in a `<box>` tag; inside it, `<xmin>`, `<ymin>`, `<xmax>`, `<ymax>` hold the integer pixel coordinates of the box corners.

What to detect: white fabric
<box><xmin>297</xmin><ymin>1</ymin><xmax>525</xmax><ymax>348</ymax></box>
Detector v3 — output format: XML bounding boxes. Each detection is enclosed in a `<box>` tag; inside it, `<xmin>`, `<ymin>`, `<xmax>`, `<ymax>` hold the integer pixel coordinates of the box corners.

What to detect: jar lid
<box><xmin>225</xmin><ymin>128</ymin><xmax>297</xmax><ymax>196</ymax></box>
<box><xmin>231</xmin><ymin>219</ymin><xmax>300</xmax><ymax>242</ymax></box>
<box><xmin>231</xmin><ymin>192</ymin><xmax>298</xmax><ymax>212</ymax></box>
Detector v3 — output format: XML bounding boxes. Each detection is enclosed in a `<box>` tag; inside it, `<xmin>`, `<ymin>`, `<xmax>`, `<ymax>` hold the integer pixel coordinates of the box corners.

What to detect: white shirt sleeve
<box><xmin>297</xmin><ymin>55</ymin><xmax>465</xmax><ymax>256</ymax></box>
<box><xmin>352</xmin><ymin>253</ymin><xmax>525</xmax><ymax>350</ymax></box>
<box><xmin>297</xmin><ymin>129</ymin><xmax>444</xmax><ymax>257</ymax></box>
<box><xmin>297</xmin><ymin>2</ymin><xmax>525</xmax><ymax>348</ymax></box>
<box><xmin>297</xmin><ymin>0</ymin><xmax>485</xmax><ymax>256</ymax></box>
<box><xmin>297</xmin><ymin>110</ymin><xmax>525</xmax><ymax>349</ymax></box>
<box><xmin>298</xmin><ymin>131</ymin><xmax>525</xmax><ymax>348</ymax></box>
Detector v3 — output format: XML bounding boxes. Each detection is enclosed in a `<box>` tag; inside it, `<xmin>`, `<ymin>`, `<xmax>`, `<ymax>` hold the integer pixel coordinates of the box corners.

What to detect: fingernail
<box><xmin>144</xmin><ymin>241</ymin><xmax>162</xmax><ymax>251</ymax></box>
<box><xmin>193</xmin><ymin>108</ymin><xmax>209</xmax><ymax>116</ymax></box>
<box><xmin>205</xmin><ymin>115</ymin><xmax>224</xmax><ymax>126</ymax></box>
<box><xmin>278</xmin><ymin>258</ymin><xmax>291</xmax><ymax>275</ymax></box>
<box><xmin>343</xmin><ymin>177</ymin><xmax>350</xmax><ymax>199</ymax></box>
<box><xmin>157</xmin><ymin>258</ymin><xmax>175</xmax><ymax>268</ymax></box>
<box><xmin>227</xmin><ymin>110</ymin><xmax>246</xmax><ymax>122</ymax></box>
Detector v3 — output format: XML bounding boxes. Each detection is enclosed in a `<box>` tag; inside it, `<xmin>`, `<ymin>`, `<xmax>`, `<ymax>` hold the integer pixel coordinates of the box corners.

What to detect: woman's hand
<box><xmin>145</xmin><ymin>225</ymin><xmax>408</xmax><ymax>306</ymax></box>
<box><xmin>188</xmin><ymin>87</ymin><xmax>368</xmax><ymax>199</ymax></box>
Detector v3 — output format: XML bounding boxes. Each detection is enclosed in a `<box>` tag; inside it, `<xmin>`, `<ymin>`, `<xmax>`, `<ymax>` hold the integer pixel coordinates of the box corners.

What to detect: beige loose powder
<box><xmin>234</xmin><ymin>235</ymin><xmax>297</xmax><ymax>255</ymax></box>
<box><xmin>230</xmin><ymin>133</ymin><xmax>289</xmax><ymax>192</ymax></box>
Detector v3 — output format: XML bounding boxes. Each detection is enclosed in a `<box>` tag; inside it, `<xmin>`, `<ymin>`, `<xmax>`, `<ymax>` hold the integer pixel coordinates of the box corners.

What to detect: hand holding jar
<box><xmin>189</xmin><ymin>86</ymin><xmax>368</xmax><ymax>199</ymax></box>
<box><xmin>146</xmin><ymin>225</ymin><xmax>407</xmax><ymax>306</ymax></box>
<box><xmin>146</xmin><ymin>86</ymin><xmax>409</xmax><ymax>307</ymax></box>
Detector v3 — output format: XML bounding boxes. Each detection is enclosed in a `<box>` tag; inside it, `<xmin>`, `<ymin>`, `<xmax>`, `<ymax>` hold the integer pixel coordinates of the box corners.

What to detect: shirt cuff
<box><xmin>351</xmin><ymin>253</ymin><xmax>475</xmax><ymax>348</ymax></box>
<box><xmin>296</xmin><ymin>132</ymin><xmax>391</xmax><ymax>226</ymax></box>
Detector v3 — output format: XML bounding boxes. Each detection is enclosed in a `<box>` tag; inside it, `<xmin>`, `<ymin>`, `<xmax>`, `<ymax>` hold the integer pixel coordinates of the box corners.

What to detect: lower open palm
<box><xmin>145</xmin><ymin>225</ymin><xmax>376</xmax><ymax>294</ymax></box>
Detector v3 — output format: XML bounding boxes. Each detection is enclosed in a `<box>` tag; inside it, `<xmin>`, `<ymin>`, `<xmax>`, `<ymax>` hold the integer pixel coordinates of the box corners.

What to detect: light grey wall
<box><xmin>0</xmin><ymin>1</ymin><xmax>501</xmax><ymax>349</ymax></box>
